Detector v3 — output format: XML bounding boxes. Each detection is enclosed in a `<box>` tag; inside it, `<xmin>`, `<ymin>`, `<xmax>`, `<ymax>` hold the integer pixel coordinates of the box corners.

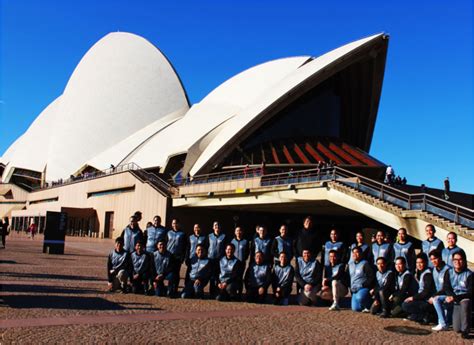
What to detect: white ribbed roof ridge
<box><xmin>189</xmin><ymin>33</ymin><xmax>386</xmax><ymax>175</ymax></box>
<box><xmin>122</xmin><ymin>56</ymin><xmax>311</xmax><ymax>170</ymax></box>
<box><xmin>43</xmin><ymin>32</ymin><xmax>189</xmax><ymax>180</ymax></box>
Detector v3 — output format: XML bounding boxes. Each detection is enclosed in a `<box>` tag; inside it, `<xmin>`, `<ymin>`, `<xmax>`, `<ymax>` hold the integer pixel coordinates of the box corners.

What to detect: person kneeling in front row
<box><xmin>319</xmin><ymin>250</ymin><xmax>348</xmax><ymax>311</ymax></box>
<box><xmin>272</xmin><ymin>252</ymin><xmax>295</xmax><ymax>305</ymax></box>
<box><xmin>295</xmin><ymin>249</ymin><xmax>322</xmax><ymax>306</ymax></box>
<box><xmin>370</xmin><ymin>256</ymin><xmax>395</xmax><ymax>318</ymax></box>
<box><xmin>216</xmin><ymin>243</ymin><xmax>243</xmax><ymax>302</ymax></box>
<box><xmin>107</xmin><ymin>237</ymin><xmax>132</xmax><ymax>293</ymax></box>
<box><xmin>348</xmin><ymin>246</ymin><xmax>374</xmax><ymax>312</ymax></box>
<box><xmin>181</xmin><ymin>244</ymin><xmax>211</xmax><ymax>299</ymax></box>
<box><xmin>245</xmin><ymin>251</ymin><xmax>272</xmax><ymax>303</ymax></box>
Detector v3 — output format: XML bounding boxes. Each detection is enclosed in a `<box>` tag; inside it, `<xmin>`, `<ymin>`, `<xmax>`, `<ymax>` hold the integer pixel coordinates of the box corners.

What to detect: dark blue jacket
<box><xmin>348</xmin><ymin>259</ymin><xmax>374</xmax><ymax>292</ymax></box>
<box><xmin>208</xmin><ymin>232</ymin><xmax>227</xmax><ymax>260</ymax></box>
<box><xmin>245</xmin><ymin>262</ymin><xmax>272</xmax><ymax>289</ymax></box>
<box><xmin>145</xmin><ymin>225</ymin><xmax>167</xmax><ymax>252</ymax></box>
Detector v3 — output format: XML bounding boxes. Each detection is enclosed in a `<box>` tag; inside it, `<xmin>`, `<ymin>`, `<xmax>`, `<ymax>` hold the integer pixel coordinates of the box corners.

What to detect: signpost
<box><xmin>43</xmin><ymin>211</ymin><xmax>67</xmax><ymax>254</ymax></box>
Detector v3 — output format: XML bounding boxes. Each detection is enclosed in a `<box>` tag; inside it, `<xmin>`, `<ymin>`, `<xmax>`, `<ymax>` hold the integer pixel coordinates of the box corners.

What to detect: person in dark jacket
<box><xmin>322</xmin><ymin>228</ymin><xmax>345</xmax><ymax>271</ymax></box>
<box><xmin>271</xmin><ymin>224</ymin><xmax>294</xmax><ymax>264</ymax></box>
<box><xmin>389</xmin><ymin>256</ymin><xmax>417</xmax><ymax>317</ymax></box>
<box><xmin>181</xmin><ymin>244</ymin><xmax>211</xmax><ymax>299</ymax></box>
<box><xmin>166</xmin><ymin>218</ymin><xmax>186</xmax><ymax>297</ymax></box>
<box><xmin>348</xmin><ymin>246</ymin><xmax>374</xmax><ymax>312</ymax></box>
<box><xmin>250</xmin><ymin>226</ymin><xmax>273</xmax><ymax>265</ymax></box>
<box><xmin>402</xmin><ymin>253</ymin><xmax>435</xmax><ymax>323</ymax></box>
<box><xmin>442</xmin><ymin>232</ymin><xmax>465</xmax><ymax>268</ymax></box>
<box><xmin>295</xmin><ymin>249</ymin><xmax>322</xmax><ymax>306</ymax></box>
<box><xmin>216</xmin><ymin>243</ymin><xmax>242</xmax><ymax>301</ymax></box>
<box><xmin>130</xmin><ymin>241</ymin><xmax>152</xmax><ymax>294</ymax></box>
<box><xmin>208</xmin><ymin>221</ymin><xmax>227</xmax><ymax>297</ymax></box>
<box><xmin>433</xmin><ymin>251</ymin><xmax>472</xmax><ymax>338</ymax></box>
<box><xmin>145</xmin><ymin>215</ymin><xmax>167</xmax><ymax>253</ymax></box>
<box><xmin>421</xmin><ymin>224</ymin><xmax>444</xmax><ymax>269</ymax></box>
<box><xmin>245</xmin><ymin>251</ymin><xmax>272</xmax><ymax>303</ymax></box>
<box><xmin>294</xmin><ymin>216</ymin><xmax>321</xmax><ymax>259</ymax></box>
<box><xmin>393</xmin><ymin>228</ymin><xmax>416</xmax><ymax>272</ymax></box>
<box><xmin>272</xmin><ymin>252</ymin><xmax>295</xmax><ymax>306</ymax></box>
<box><xmin>121</xmin><ymin>215</ymin><xmax>144</xmax><ymax>253</ymax></box>
<box><xmin>320</xmin><ymin>250</ymin><xmax>348</xmax><ymax>311</ymax></box>
<box><xmin>107</xmin><ymin>237</ymin><xmax>132</xmax><ymax>293</ymax></box>
<box><xmin>370</xmin><ymin>256</ymin><xmax>395</xmax><ymax>318</ymax></box>
<box><xmin>152</xmin><ymin>240</ymin><xmax>176</xmax><ymax>297</ymax></box>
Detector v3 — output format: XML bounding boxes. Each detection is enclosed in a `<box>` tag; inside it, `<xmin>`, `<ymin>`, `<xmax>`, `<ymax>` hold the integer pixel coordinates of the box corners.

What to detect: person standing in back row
<box><xmin>294</xmin><ymin>216</ymin><xmax>321</xmax><ymax>259</ymax></box>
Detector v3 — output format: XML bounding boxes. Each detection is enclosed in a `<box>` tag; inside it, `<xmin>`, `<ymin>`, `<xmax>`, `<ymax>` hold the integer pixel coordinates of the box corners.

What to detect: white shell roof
<box><xmin>189</xmin><ymin>33</ymin><xmax>385</xmax><ymax>175</ymax></box>
<box><xmin>122</xmin><ymin>56</ymin><xmax>311</xmax><ymax>169</ymax></box>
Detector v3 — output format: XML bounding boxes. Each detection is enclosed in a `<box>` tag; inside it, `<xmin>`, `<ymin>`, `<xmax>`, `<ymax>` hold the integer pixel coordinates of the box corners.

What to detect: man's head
<box><xmin>225</xmin><ymin>243</ymin><xmax>235</xmax><ymax>258</ymax></box>
<box><xmin>129</xmin><ymin>216</ymin><xmax>138</xmax><ymax>229</ymax></box>
<box><xmin>193</xmin><ymin>223</ymin><xmax>201</xmax><ymax>236</ymax></box>
<box><xmin>376</xmin><ymin>257</ymin><xmax>387</xmax><ymax>272</ymax></box>
<box><xmin>351</xmin><ymin>246</ymin><xmax>362</xmax><ymax>262</ymax></box>
<box><xmin>446</xmin><ymin>232</ymin><xmax>457</xmax><ymax>248</ymax></box>
<box><xmin>135</xmin><ymin>241</ymin><xmax>144</xmax><ymax>254</ymax></box>
<box><xmin>375</xmin><ymin>230</ymin><xmax>385</xmax><ymax>244</ymax></box>
<box><xmin>153</xmin><ymin>215</ymin><xmax>161</xmax><ymax>227</ymax></box>
<box><xmin>255</xmin><ymin>251</ymin><xmax>264</xmax><ymax>265</ymax></box>
<box><xmin>302</xmin><ymin>249</ymin><xmax>312</xmax><ymax>262</ymax></box>
<box><xmin>303</xmin><ymin>216</ymin><xmax>313</xmax><ymax>230</ymax></box>
<box><xmin>398</xmin><ymin>228</ymin><xmax>407</xmax><ymax>242</ymax></box>
<box><xmin>235</xmin><ymin>226</ymin><xmax>243</xmax><ymax>239</ymax></box>
<box><xmin>115</xmin><ymin>237</ymin><xmax>124</xmax><ymax>251</ymax></box>
<box><xmin>257</xmin><ymin>226</ymin><xmax>267</xmax><ymax>239</ymax></box>
<box><xmin>157</xmin><ymin>240</ymin><xmax>166</xmax><ymax>253</ymax></box>
<box><xmin>279</xmin><ymin>224</ymin><xmax>288</xmax><ymax>238</ymax></box>
<box><xmin>171</xmin><ymin>218</ymin><xmax>179</xmax><ymax>231</ymax></box>
<box><xmin>330</xmin><ymin>228</ymin><xmax>339</xmax><ymax>242</ymax></box>
<box><xmin>328</xmin><ymin>250</ymin><xmax>338</xmax><ymax>266</ymax></box>
<box><xmin>195</xmin><ymin>244</ymin><xmax>205</xmax><ymax>259</ymax></box>
<box><xmin>429</xmin><ymin>250</ymin><xmax>443</xmax><ymax>268</ymax></box>
<box><xmin>452</xmin><ymin>252</ymin><xmax>466</xmax><ymax>271</ymax></box>
<box><xmin>395</xmin><ymin>256</ymin><xmax>406</xmax><ymax>273</ymax></box>
<box><xmin>425</xmin><ymin>224</ymin><xmax>436</xmax><ymax>239</ymax></box>
<box><xmin>416</xmin><ymin>253</ymin><xmax>428</xmax><ymax>272</ymax></box>
<box><xmin>213</xmin><ymin>221</ymin><xmax>220</xmax><ymax>235</ymax></box>
<box><xmin>356</xmin><ymin>231</ymin><xmax>364</xmax><ymax>244</ymax></box>
<box><xmin>279</xmin><ymin>252</ymin><xmax>288</xmax><ymax>266</ymax></box>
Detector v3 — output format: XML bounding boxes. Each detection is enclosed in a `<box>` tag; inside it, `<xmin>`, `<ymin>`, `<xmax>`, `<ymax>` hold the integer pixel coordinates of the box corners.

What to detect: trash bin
<box><xmin>43</xmin><ymin>211</ymin><xmax>67</xmax><ymax>254</ymax></box>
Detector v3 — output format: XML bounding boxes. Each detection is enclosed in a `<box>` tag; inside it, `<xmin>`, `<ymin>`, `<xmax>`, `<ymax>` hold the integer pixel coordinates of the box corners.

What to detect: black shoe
<box><xmin>379</xmin><ymin>312</ymin><xmax>390</xmax><ymax>318</ymax></box>
<box><xmin>461</xmin><ymin>332</ymin><xmax>469</xmax><ymax>339</ymax></box>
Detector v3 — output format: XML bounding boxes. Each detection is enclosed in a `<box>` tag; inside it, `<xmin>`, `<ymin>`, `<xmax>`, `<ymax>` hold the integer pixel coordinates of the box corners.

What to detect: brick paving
<box><xmin>0</xmin><ymin>234</ymin><xmax>471</xmax><ymax>344</ymax></box>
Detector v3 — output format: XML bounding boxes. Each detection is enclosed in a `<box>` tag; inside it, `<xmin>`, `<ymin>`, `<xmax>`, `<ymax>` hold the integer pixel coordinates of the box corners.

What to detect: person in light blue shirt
<box><xmin>271</xmin><ymin>224</ymin><xmax>293</xmax><ymax>264</ymax></box>
<box><xmin>348</xmin><ymin>231</ymin><xmax>370</xmax><ymax>264</ymax></box>
<box><xmin>371</xmin><ymin>230</ymin><xmax>394</xmax><ymax>267</ymax></box>
<box><xmin>250</xmin><ymin>226</ymin><xmax>273</xmax><ymax>265</ymax></box>
<box><xmin>295</xmin><ymin>249</ymin><xmax>322</xmax><ymax>306</ymax></box>
<box><xmin>216</xmin><ymin>243</ymin><xmax>242</xmax><ymax>302</ymax></box>
<box><xmin>121</xmin><ymin>215</ymin><xmax>143</xmax><ymax>253</ymax></box>
<box><xmin>166</xmin><ymin>218</ymin><xmax>186</xmax><ymax>297</ymax></box>
<box><xmin>421</xmin><ymin>224</ymin><xmax>444</xmax><ymax>268</ymax></box>
<box><xmin>320</xmin><ymin>250</ymin><xmax>348</xmax><ymax>311</ymax></box>
<box><xmin>322</xmin><ymin>228</ymin><xmax>345</xmax><ymax>270</ymax></box>
<box><xmin>442</xmin><ymin>232</ymin><xmax>465</xmax><ymax>268</ymax></box>
<box><xmin>429</xmin><ymin>250</ymin><xmax>451</xmax><ymax>331</ymax></box>
<box><xmin>272</xmin><ymin>252</ymin><xmax>295</xmax><ymax>306</ymax></box>
<box><xmin>393</xmin><ymin>228</ymin><xmax>415</xmax><ymax>272</ymax></box>
<box><xmin>181</xmin><ymin>244</ymin><xmax>211</xmax><ymax>299</ymax></box>
<box><xmin>244</xmin><ymin>251</ymin><xmax>272</xmax><ymax>303</ymax></box>
<box><xmin>130</xmin><ymin>241</ymin><xmax>152</xmax><ymax>294</ymax></box>
<box><xmin>145</xmin><ymin>215</ymin><xmax>167</xmax><ymax>253</ymax></box>
<box><xmin>208</xmin><ymin>221</ymin><xmax>228</xmax><ymax>297</ymax></box>
<box><xmin>348</xmin><ymin>246</ymin><xmax>374</xmax><ymax>312</ymax></box>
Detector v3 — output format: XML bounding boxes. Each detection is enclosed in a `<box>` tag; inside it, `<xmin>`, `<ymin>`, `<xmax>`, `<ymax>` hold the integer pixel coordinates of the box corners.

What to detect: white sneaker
<box><xmin>328</xmin><ymin>302</ymin><xmax>340</xmax><ymax>311</ymax></box>
<box><xmin>431</xmin><ymin>324</ymin><xmax>448</xmax><ymax>331</ymax></box>
<box><xmin>361</xmin><ymin>308</ymin><xmax>370</xmax><ymax>313</ymax></box>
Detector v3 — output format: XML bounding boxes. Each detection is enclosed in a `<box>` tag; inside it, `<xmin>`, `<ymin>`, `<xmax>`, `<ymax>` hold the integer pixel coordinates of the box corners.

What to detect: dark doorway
<box><xmin>104</xmin><ymin>212</ymin><xmax>114</xmax><ymax>239</ymax></box>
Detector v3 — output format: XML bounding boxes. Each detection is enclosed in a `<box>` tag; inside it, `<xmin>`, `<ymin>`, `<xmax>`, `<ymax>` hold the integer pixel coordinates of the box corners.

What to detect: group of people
<box><xmin>107</xmin><ymin>214</ymin><xmax>471</xmax><ymax>339</ymax></box>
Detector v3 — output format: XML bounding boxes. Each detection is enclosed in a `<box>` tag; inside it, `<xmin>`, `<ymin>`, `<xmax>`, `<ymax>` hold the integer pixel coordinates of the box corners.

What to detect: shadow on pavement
<box><xmin>0</xmin><ymin>260</ymin><xmax>17</xmax><ymax>264</ymax></box>
<box><xmin>0</xmin><ymin>272</ymin><xmax>104</xmax><ymax>282</ymax></box>
<box><xmin>0</xmin><ymin>284</ymin><xmax>100</xmax><ymax>294</ymax></box>
<box><xmin>384</xmin><ymin>325</ymin><xmax>431</xmax><ymax>335</ymax></box>
<box><xmin>2</xmin><ymin>295</ymin><xmax>127</xmax><ymax>310</ymax></box>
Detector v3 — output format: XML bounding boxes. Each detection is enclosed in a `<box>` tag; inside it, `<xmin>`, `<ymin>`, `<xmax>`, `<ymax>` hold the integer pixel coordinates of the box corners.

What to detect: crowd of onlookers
<box><xmin>107</xmin><ymin>213</ymin><xmax>472</xmax><ymax>339</ymax></box>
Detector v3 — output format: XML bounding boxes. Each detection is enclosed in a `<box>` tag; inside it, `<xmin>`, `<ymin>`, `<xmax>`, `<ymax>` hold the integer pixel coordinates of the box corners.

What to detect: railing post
<box><xmin>408</xmin><ymin>195</ymin><xmax>411</xmax><ymax>210</ymax></box>
<box><xmin>332</xmin><ymin>168</ymin><xmax>336</xmax><ymax>181</ymax></box>
<box><xmin>455</xmin><ymin>207</ymin><xmax>459</xmax><ymax>223</ymax></box>
<box><xmin>380</xmin><ymin>185</ymin><xmax>384</xmax><ymax>200</ymax></box>
<box><xmin>423</xmin><ymin>194</ymin><xmax>426</xmax><ymax>211</ymax></box>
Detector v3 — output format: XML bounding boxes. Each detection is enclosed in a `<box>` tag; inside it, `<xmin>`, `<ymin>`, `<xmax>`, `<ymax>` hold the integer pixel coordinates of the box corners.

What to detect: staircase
<box><xmin>130</xmin><ymin>168</ymin><xmax>176</xmax><ymax>197</ymax></box>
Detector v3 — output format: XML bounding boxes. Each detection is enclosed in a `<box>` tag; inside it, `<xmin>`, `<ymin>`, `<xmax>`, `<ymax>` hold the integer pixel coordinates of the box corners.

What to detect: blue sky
<box><xmin>0</xmin><ymin>0</ymin><xmax>472</xmax><ymax>193</ymax></box>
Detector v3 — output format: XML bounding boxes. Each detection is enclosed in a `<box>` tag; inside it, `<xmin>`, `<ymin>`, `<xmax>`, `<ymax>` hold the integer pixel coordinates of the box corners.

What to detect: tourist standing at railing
<box><xmin>371</xmin><ymin>230</ymin><xmax>394</xmax><ymax>268</ymax></box>
<box><xmin>442</xmin><ymin>232</ymin><xmax>465</xmax><ymax>268</ymax></box>
<box><xmin>294</xmin><ymin>216</ymin><xmax>322</xmax><ymax>260</ymax></box>
<box><xmin>385</xmin><ymin>165</ymin><xmax>395</xmax><ymax>185</ymax></box>
<box><xmin>121</xmin><ymin>215</ymin><xmax>144</xmax><ymax>253</ymax></box>
<box><xmin>322</xmin><ymin>228</ymin><xmax>345</xmax><ymax>271</ymax></box>
<box><xmin>393</xmin><ymin>228</ymin><xmax>416</xmax><ymax>272</ymax></box>
<box><xmin>166</xmin><ymin>218</ymin><xmax>186</xmax><ymax>297</ymax></box>
<box><xmin>443</xmin><ymin>177</ymin><xmax>450</xmax><ymax>200</ymax></box>
<box><xmin>348</xmin><ymin>231</ymin><xmax>371</xmax><ymax>264</ymax></box>
<box><xmin>421</xmin><ymin>224</ymin><xmax>444</xmax><ymax>268</ymax></box>
<box><xmin>145</xmin><ymin>215</ymin><xmax>168</xmax><ymax>253</ymax></box>
<box><xmin>250</xmin><ymin>226</ymin><xmax>273</xmax><ymax>265</ymax></box>
<box><xmin>271</xmin><ymin>224</ymin><xmax>294</xmax><ymax>265</ymax></box>
<box><xmin>208</xmin><ymin>221</ymin><xmax>228</xmax><ymax>297</ymax></box>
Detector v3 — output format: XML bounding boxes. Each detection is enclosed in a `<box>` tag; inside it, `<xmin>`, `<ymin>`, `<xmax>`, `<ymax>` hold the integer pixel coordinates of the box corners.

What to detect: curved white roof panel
<box><xmin>189</xmin><ymin>34</ymin><xmax>386</xmax><ymax>175</ymax></box>
<box><xmin>122</xmin><ymin>57</ymin><xmax>310</xmax><ymax>170</ymax></box>
<box><xmin>44</xmin><ymin>32</ymin><xmax>189</xmax><ymax>180</ymax></box>
<box><xmin>2</xmin><ymin>96</ymin><xmax>62</xmax><ymax>182</ymax></box>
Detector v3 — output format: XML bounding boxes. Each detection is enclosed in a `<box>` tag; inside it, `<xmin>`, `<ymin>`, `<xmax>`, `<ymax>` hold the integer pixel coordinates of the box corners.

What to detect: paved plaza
<box><xmin>0</xmin><ymin>234</ymin><xmax>471</xmax><ymax>344</ymax></box>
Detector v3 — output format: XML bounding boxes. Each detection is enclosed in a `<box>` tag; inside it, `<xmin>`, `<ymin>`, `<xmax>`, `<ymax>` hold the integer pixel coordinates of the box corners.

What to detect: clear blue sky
<box><xmin>1</xmin><ymin>0</ymin><xmax>472</xmax><ymax>193</ymax></box>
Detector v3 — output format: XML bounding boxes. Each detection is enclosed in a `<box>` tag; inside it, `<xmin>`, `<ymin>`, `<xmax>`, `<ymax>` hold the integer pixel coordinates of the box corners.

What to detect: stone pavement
<box><xmin>0</xmin><ymin>234</ymin><xmax>471</xmax><ymax>344</ymax></box>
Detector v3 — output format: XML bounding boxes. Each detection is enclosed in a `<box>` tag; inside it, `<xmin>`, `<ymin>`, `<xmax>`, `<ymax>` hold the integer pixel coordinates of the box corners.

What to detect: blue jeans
<box><xmin>433</xmin><ymin>295</ymin><xmax>453</xmax><ymax>327</ymax></box>
<box><xmin>351</xmin><ymin>288</ymin><xmax>371</xmax><ymax>312</ymax></box>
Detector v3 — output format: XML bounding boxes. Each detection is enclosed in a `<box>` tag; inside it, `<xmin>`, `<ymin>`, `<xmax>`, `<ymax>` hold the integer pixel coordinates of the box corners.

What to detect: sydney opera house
<box><xmin>1</xmin><ymin>32</ymin><xmax>472</xmax><ymax>261</ymax></box>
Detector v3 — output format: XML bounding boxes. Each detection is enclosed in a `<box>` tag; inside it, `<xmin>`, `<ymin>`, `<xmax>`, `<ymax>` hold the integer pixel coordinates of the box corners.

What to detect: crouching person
<box><xmin>402</xmin><ymin>253</ymin><xmax>435</xmax><ymax>323</ymax></box>
<box><xmin>272</xmin><ymin>252</ymin><xmax>295</xmax><ymax>305</ymax></box>
<box><xmin>181</xmin><ymin>244</ymin><xmax>211</xmax><ymax>299</ymax></box>
<box><xmin>245</xmin><ymin>251</ymin><xmax>272</xmax><ymax>303</ymax></box>
<box><xmin>107</xmin><ymin>237</ymin><xmax>132</xmax><ymax>293</ymax></box>
<box><xmin>152</xmin><ymin>240</ymin><xmax>176</xmax><ymax>297</ymax></box>
<box><xmin>390</xmin><ymin>256</ymin><xmax>417</xmax><ymax>317</ymax></box>
<box><xmin>295</xmin><ymin>249</ymin><xmax>322</xmax><ymax>306</ymax></box>
<box><xmin>131</xmin><ymin>241</ymin><xmax>152</xmax><ymax>294</ymax></box>
<box><xmin>320</xmin><ymin>250</ymin><xmax>348</xmax><ymax>311</ymax></box>
<box><xmin>370</xmin><ymin>257</ymin><xmax>395</xmax><ymax>318</ymax></box>
<box><xmin>216</xmin><ymin>244</ymin><xmax>242</xmax><ymax>301</ymax></box>
<box><xmin>348</xmin><ymin>246</ymin><xmax>374</xmax><ymax>312</ymax></box>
